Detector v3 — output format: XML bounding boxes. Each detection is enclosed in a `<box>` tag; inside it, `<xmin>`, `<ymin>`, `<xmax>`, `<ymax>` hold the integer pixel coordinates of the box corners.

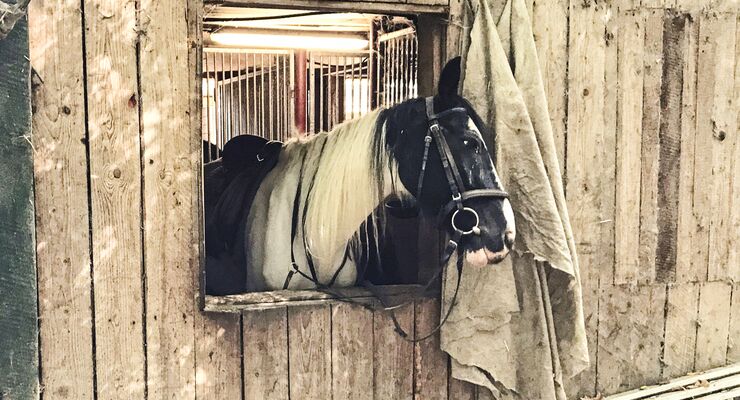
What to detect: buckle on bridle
<box><xmin>450</xmin><ymin>206</ymin><xmax>480</xmax><ymax>235</ymax></box>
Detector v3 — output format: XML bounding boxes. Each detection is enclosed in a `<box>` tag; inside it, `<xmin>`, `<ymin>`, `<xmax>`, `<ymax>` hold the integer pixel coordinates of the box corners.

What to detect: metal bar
<box><xmin>253</xmin><ymin>53</ymin><xmax>258</xmax><ymax>136</ymax></box>
<box><xmin>269</xmin><ymin>54</ymin><xmax>273</xmax><ymax>140</ymax></box>
<box><xmin>237</xmin><ymin>52</ymin><xmax>243</xmax><ymax>136</ymax></box>
<box><xmin>260</xmin><ymin>53</ymin><xmax>265</xmax><ymax>138</ymax></box>
<box><xmin>334</xmin><ymin>55</ymin><xmax>339</xmax><ymax>126</ymax></box>
<box><xmin>219</xmin><ymin>52</ymin><xmax>225</xmax><ymax>156</ymax></box>
<box><xmin>204</xmin><ymin>52</ymin><xmax>212</xmax><ymax>163</ymax></box>
<box><xmin>319</xmin><ymin>55</ymin><xmax>324</xmax><ymax>131</ymax></box>
<box><xmin>308</xmin><ymin>52</ymin><xmax>315</xmax><ymax>133</ymax></box>
<box><xmin>229</xmin><ymin>52</ymin><xmax>235</xmax><ymax>141</ymax></box>
<box><xmin>377</xmin><ymin>27</ymin><xmax>416</xmax><ymax>43</ymax></box>
<box><xmin>293</xmin><ymin>50</ymin><xmax>306</xmax><ymax>134</ymax></box>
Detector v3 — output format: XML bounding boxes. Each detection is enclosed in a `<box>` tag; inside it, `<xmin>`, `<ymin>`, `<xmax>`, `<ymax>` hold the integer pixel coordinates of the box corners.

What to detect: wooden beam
<box><xmin>209</xmin><ymin>0</ymin><xmax>448</xmax><ymax>14</ymax></box>
<box><xmin>28</xmin><ymin>0</ymin><xmax>95</xmax><ymax>397</ymax></box>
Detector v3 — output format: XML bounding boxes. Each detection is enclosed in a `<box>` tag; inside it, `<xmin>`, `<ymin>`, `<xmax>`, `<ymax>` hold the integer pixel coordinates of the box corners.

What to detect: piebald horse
<box><xmin>207</xmin><ymin>57</ymin><xmax>515</xmax><ymax>298</ymax></box>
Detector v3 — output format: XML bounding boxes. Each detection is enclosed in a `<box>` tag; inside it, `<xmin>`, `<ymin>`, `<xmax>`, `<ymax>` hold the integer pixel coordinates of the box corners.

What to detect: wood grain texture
<box><xmin>637</xmin><ymin>9</ymin><xmax>664</xmax><ymax>285</ymax></box>
<box><xmin>730</xmin><ymin>15</ymin><xmax>740</xmax><ymax>283</ymax></box>
<box><xmin>596</xmin><ymin>284</ymin><xmax>667</xmax><ymax>395</ymax></box>
<box><xmin>83</xmin><ymin>0</ymin><xmax>146</xmax><ymax>397</ymax></box>
<box><xmin>691</xmin><ymin>13</ymin><xmax>728</xmax><ymax>283</ymax></box>
<box><xmin>28</xmin><ymin>0</ymin><xmax>94</xmax><ymax>398</ymax></box>
<box><xmin>139</xmin><ymin>0</ymin><xmax>200</xmax><ymax>397</ymax></box>
<box><xmin>564</xmin><ymin>1</ymin><xmax>611</xmax><ymax>396</ymax></box>
<box><xmin>244</xmin><ymin>308</ymin><xmax>289</xmax><ymax>400</ymax></box>
<box><xmin>533</xmin><ymin>0</ymin><xmax>569</xmax><ymax>179</ymax></box>
<box><xmin>288</xmin><ymin>305</ymin><xmax>332</xmax><ymax>400</ymax></box>
<box><xmin>0</xmin><ymin>16</ymin><xmax>39</xmax><ymax>400</ymax></box>
<box><xmin>331</xmin><ymin>302</ymin><xmax>374</xmax><ymax>400</ymax></box>
<box><xmin>705</xmin><ymin>14</ymin><xmax>737</xmax><ymax>282</ymax></box>
<box><xmin>614</xmin><ymin>9</ymin><xmax>646</xmax><ymax>285</ymax></box>
<box><xmin>662</xmin><ymin>283</ymin><xmax>699</xmax><ymax>378</ymax></box>
<box><xmin>373</xmin><ymin>305</ymin><xmax>413</xmax><ymax>400</ymax></box>
<box><xmin>655</xmin><ymin>11</ymin><xmax>687</xmax><ymax>283</ymax></box>
<box><xmin>674</xmin><ymin>15</ymin><xmax>700</xmax><ymax>283</ymax></box>
<box><xmin>414</xmin><ymin>299</ymin><xmax>448</xmax><ymax>399</ymax></box>
<box><xmin>728</xmin><ymin>283</ymin><xmax>740</xmax><ymax>363</ymax></box>
<box><xmin>448</xmin><ymin>374</ymin><xmax>476</xmax><ymax>400</ymax></box>
<box><xmin>196</xmin><ymin>313</ymin><xmax>242</xmax><ymax>399</ymax></box>
<box><xmin>695</xmin><ymin>281</ymin><xmax>732</xmax><ymax>370</ymax></box>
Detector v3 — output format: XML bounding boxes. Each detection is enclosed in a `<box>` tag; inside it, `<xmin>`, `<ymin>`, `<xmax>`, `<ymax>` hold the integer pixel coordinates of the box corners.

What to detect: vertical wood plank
<box><xmin>332</xmin><ymin>303</ymin><xmax>374</xmax><ymax>400</ymax></box>
<box><xmin>728</xmin><ymin>283</ymin><xmax>740</xmax><ymax>363</ymax></box>
<box><xmin>532</xmin><ymin>0</ymin><xmax>569</xmax><ymax>178</ymax></box>
<box><xmin>565</xmin><ymin>1</ymin><xmax>611</xmax><ymax>397</ymax></box>
<box><xmin>675</xmin><ymin>14</ymin><xmax>700</xmax><ymax>283</ymax></box>
<box><xmin>448</xmin><ymin>375</ymin><xmax>476</xmax><ymax>400</ymax></box>
<box><xmin>662</xmin><ymin>283</ymin><xmax>699</xmax><ymax>378</ymax></box>
<box><xmin>730</xmin><ymin>14</ymin><xmax>740</xmax><ymax>283</ymax></box>
<box><xmin>374</xmin><ymin>305</ymin><xmax>413</xmax><ymax>400</ymax></box>
<box><xmin>0</xmin><ymin>14</ymin><xmax>39</xmax><ymax>400</ymax></box>
<box><xmin>196</xmin><ymin>314</ymin><xmax>243</xmax><ymax>399</ymax></box>
<box><xmin>691</xmin><ymin>14</ymin><xmax>730</xmax><ymax>283</ymax></box>
<box><xmin>288</xmin><ymin>305</ymin><xmax>332</xmax><ymax>400</ymax></box>
<box><xmin>655</xmin><ymin>11</ymin><xmax>688</xmax><ymax>283</ymax></box>
<box><xmin>705</xmin><ymin>14</ymin><xmax>737</xmax><ymax>282</ymax></box>
<box><xmin>139</xmin><ymin>0</ymin><xmax>199</xmax><ymax>396</ymax></box>
<box><xmin>614</xmin><ymin>9</ymin><xmax>646</xmax><ymax>285</ymax></box>
<box><xmin>596</xmin><ymin>284</ymin><xmax>667</xmax><ymax>395</ymax></box>
<box><xmin>637</xmin><ymin>9</ymin><xmax>664</xmax><ymax>285</ymax></box>
<box><xmin>28</xmin><ymin>0</ymin><xmax>95</xmax><ymax>398</ymax></box>
<box><xmin>83</xmin><ymin>0</ymin><xmax>146</xmax><ymax>397</ymax></box>
<box><xmin>414</xmin><ymin>298</ymin><xmax>448</xmax><ymax>399</ymax></box>
<box><xmin>244</xmin><ymin>308</ymin><xmax>289</xmax><ymax>400</ymax></box>
<box><xmin>695</xmin><ymin>281</ymin><xmax>732</xmax><ymax>370</ymax></box>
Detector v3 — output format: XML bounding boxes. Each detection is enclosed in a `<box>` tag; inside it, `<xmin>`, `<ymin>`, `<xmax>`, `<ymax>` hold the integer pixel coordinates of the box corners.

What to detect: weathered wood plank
<box><xmin>414</xmin><ymin>298</ymin><xmax>448</xmax><ymax>399</ymax></box>
<box><xmin>705</xmin><ymin>14</ymin><xmax>737</xmax><ymax>282</ymax></box>
<box><xmin>695</xmin><ymin>281</ymin><xmax>732</xmax><ymax>370</ymax></box>
<box><xmin>637</xmin><ymin>9</ymin><xmax>664</xmax><ymax>285</ymax></box>
<box><xmin>614</xmin><ymin>9</ymin><xmax>646</xmax><ymax>285</ymax></box>
<box><xmin>196</xmin><ymin>314</ymin><xmax>243</xmax><ymax>399</ymax></box>
<box><xmin>730</xmin><ymin>15</ymin><xmax>740</xmax><ymax>283</ymax></box>
<box><xmin>288</xmin><ymin>305</ymin><xmax>332</xmax><ymax>400</ymax></box>
<box><xmin>597</xmin><ymin>284</ymin><xmax>667</xmax><ymax>395</ymax></box>
<box><xmin>662</xmin><ymin>283</ymin><xmax>699</xmax><ymax>378</ymax></box>
<box><xmin>728</xmin><ymin>283</ymin><xmax>740</xmax><ymax>363</ymax></box>
<box><xmin>331</xmin><ymin>302</ymin><xmax>374</xmax><ymax>400</ymax></box>
<box><xmin>28</xmin><ymin>0</ymin><xmax>94</xmax><ymax>397</ymax></box>
<box><xmin>83</xmin><ymin>0</ymin><xmax>146</xmax><ymax>397</ymax></box>
<box><xmin>655</xmin><ymin>11</ymin><xmax>687</xmax><ymax>283</ymax></box>
<box><xmin>0</xmin><ymin>14</ymin><xmax>39</xmax><ymax>400</ymax></box>
<box><xmin>139</xmin><ymin>0</ymin><xmax>201</xmax><ymax>397</ymax></box>
<box><xmin>448</xmin><ymin>374</ymin><xmax>476</xmax><ymax>400</ymax></box>
<box><xmin>373</xmin><ymin>304</ymin><xmax>414</xmax><ymax>400</ymax></box>
<box><xmin>690</xmin><ymin>13</ymin><xmax>729</xmax><ymax>283</ymax></box>
<box><xmin>244</xmin><ymin>308</ymin><xmax>289</xmax><ymax>400</ymax></box>
<box><xmin>674</xmin><ymin>14</ymin><xmax>700</xmax><ymax>283</ymax></box>
<box><xmin>565</xmin><ymin>1</ymin><xmax>611</xmax><ymax>396</ymax></box>
<box><xmin>533</xmin><ymin>0</ymin><xmax>569</xmax><ymax>179</ymax></box>
<box><xmin>205</xmin><ymin>284</ymin><xmax>432</xmax><ymax>312</ymax></box>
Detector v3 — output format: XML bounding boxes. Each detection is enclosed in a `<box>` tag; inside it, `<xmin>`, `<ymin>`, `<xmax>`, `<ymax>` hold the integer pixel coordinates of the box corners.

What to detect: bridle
<box><xmin>285</xmin><ymin>97</ymin><xmax>510</xmax><ymax>342</ymax></box>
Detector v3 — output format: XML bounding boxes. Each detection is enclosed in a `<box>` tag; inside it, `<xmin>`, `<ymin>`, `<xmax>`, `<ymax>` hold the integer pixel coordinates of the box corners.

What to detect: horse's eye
<box><xmin>463</xmin><ymin>138</ymin><xmax>480</xmax><ymax>151</ymax></box>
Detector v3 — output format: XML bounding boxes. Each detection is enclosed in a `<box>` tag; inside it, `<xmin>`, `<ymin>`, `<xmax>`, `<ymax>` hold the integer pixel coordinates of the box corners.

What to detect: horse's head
<box><xmin>384</xmin><ymin>57</ymin><xmax>515</xmax><ymax>267</ymax></box>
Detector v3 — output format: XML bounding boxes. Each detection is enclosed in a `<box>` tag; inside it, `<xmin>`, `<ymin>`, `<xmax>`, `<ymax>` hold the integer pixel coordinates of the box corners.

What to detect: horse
<box><xmin>205</xmin><ymin>57</ymin><xmax>515</xmax><ymax>295</ymax></box>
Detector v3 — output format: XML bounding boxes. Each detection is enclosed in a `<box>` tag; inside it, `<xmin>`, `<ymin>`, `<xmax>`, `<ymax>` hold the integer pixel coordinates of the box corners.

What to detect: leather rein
<box><xmin>284</xmin><ymin>97</ymin><xmax>510</xmax><ymax>342</ymax></box>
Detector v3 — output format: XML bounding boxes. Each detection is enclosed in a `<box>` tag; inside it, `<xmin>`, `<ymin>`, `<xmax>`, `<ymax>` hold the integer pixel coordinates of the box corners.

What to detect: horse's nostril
<box><xmin>503</xmin><ymin>232</ymin><xmax>515</xmax><ymax>249</ymax></box>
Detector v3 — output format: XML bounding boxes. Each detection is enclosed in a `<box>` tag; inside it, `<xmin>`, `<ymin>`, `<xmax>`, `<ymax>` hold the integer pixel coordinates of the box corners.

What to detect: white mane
<box><xmin>283</xmin><ymin>109</ymin><xmax>399</xmax><ymax>265</ymax></box>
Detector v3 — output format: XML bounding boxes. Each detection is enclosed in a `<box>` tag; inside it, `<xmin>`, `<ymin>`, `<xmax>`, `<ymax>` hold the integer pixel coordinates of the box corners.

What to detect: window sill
<box><xmin>203</xmin><ymin>284</ymin><xmax>437</xmax><ymax>312</ymax></box>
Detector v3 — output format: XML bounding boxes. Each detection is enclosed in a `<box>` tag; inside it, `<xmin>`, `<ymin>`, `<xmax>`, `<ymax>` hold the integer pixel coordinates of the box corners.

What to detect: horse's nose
<box><xmin>503</xmin><ymin>230</ymin><xmax>515</xmax><ymax>249</ymax></box>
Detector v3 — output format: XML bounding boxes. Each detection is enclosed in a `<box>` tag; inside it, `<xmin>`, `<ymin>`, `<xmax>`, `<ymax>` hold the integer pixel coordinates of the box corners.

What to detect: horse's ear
<box><xmin>438</xmin><ymin>57</ymin><xmax>462</xmax><ymax>97</ymax></box>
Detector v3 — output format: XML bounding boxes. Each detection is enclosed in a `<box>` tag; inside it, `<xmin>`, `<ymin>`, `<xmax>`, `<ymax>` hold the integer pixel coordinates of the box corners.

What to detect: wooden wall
<box><xmin>525</xmin><ymin>0</ymin><xmax>740</xmax><ymax>397</ymax></box>
<box><xmin>28</xmin><ymin>0</ymin><xmax>738</xmax><ymax>399</ymax></box>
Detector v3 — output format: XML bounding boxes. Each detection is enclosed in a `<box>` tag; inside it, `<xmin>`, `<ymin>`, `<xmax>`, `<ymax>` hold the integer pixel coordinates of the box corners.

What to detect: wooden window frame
<box><xmin>199</xmin><ymin>0</ymin><xmax>450</xmax><ymax>313</ymax></box>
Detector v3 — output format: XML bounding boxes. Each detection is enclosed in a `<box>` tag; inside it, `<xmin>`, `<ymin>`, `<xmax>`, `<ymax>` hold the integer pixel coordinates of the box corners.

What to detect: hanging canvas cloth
<box><xmin>441</xmin><ymin>0</ymin><xmax>589</xmax><ymax>398</ymax></box>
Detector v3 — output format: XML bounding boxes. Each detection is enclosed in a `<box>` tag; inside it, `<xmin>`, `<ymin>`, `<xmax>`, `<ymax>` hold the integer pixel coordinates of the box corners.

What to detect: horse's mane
<box><xmin>284</xmin><ymin>109</ymin><xmax>401</xmax><ymax>265</ymax></box>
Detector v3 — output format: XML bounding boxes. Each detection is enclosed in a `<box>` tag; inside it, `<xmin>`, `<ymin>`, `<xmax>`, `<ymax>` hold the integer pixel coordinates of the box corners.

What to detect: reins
<box><xmin>283</xmin><ymin>97</ymin><xmax>510</xmax><ymax>342</ymax></box>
